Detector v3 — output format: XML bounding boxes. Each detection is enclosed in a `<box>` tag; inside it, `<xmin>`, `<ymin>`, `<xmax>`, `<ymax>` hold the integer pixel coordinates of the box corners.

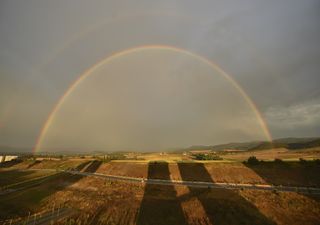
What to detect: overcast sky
<box><xmin>0</xmin><ymin>0</ymin><xmax>319</xmax><ymax>151</ymax></box>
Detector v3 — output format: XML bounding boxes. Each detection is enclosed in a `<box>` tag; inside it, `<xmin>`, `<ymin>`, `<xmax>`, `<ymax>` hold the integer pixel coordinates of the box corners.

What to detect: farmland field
<box><xmin>0</xmin><ymin>150</ymin><xmax>320</xmax><ymax>225</ymax></box>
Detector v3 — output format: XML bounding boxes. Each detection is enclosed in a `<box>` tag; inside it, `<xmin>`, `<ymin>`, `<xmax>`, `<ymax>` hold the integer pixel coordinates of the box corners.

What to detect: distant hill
<box><xmin>186</xmin><ymin>137</ymin><xmax>320</xmax><ymax>152</ymax></box>
<box><xmin>185</xmin><ymin>142</ymin><xmax>260</xmax><ymax>151</ymax></box>
<box><xmin>285</xmin><ymin>138</ymin><xmax>320</xmax><ymax>149</ymax></box>
<box><xmin>1</xmin><ymin>137</ymin><xmax>320</xmax><ymax>154</ymax></box>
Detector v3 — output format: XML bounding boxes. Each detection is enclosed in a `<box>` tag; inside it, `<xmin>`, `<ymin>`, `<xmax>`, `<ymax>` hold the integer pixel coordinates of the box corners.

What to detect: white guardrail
<box><xmin>65</xmin><ymin>170</ymin><xmax>320</xmax><ymax>194</ymax></box>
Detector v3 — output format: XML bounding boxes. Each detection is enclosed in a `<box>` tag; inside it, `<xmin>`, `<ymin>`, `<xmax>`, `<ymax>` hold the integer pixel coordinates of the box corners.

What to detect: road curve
<box><xmin>66</xmin><ymin>170</ymin><xmax>320</xmax><ymax>195</ymax></box>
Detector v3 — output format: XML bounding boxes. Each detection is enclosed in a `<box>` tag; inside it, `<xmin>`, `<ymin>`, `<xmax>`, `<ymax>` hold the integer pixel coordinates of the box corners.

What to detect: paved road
<box><xmin>2</xmin><ymin>168</ymin><xmax>320</xmax><ymax>195</ymax></box>
<box><xmin>66</xmin><ymin>170</ymin><xmax>320</xmax><ymax>195</ymax></box>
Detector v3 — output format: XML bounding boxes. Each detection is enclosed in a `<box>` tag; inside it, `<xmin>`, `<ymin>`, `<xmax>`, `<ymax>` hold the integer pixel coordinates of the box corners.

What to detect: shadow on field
<box><xmin>84</xmin><ymin>160</ymin><xmax>102</xmax><ymax>173</ymax></box>
<box><xmin>243</xmin><ymin>161</ymin><xmax>320</xmax><ymax>187</ymax></box>
<box><xmin>177</xmin><ymin>163</ymin><xmax>275</xmax><ymax>225</ymax></box>
<box><xmin>137</xmin><ymin>161</ymin><xmax>187</xmax><ymax>225</ymax></box>
<box><xmin>75</xmin><ymin>160</ymin><xmax>92</xmax><ymax>171</ymax></box>
<box><xmin>0</xmin><ymin>159</ymin><xmax>22</xmax><ymax>168</ymax></box>
<box><xmin>0</xmin><ymin>169</ymin><xmax>34</xmax><ymax>187</ymax></box>
<box><xmin>27</xmin><ymin>160</ymin><xmax>42</xmax><ymax>168</ymax></box>
<box><xmin>0</xmin><ymin>160</ymin><xmax>101</xmax><ymax>220</ymax></box>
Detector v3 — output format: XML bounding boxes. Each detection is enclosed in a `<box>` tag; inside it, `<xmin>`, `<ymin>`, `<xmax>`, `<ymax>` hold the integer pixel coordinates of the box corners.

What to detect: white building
<box><xmin>0</xmin><ymin>155</ymin><xmax>18</xmax><ymax>163</ymax></box>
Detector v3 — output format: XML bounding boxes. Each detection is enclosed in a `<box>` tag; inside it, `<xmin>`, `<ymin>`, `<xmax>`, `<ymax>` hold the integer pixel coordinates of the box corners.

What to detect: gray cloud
<box><xmin>0</xmin><ymin>0</ymin><xmax>319</xmax><ymax>150</ymax></box>
<box><xmin>266</xmin><ymin>99</ymin><xmax>320</xmax><ymax>137</ymax></box>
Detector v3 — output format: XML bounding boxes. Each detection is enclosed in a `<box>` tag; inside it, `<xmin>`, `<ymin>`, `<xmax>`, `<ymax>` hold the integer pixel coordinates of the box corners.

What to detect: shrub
<box><xmin>274</xmin><ymin>158</ymin><xmax>283</xmax><ymax>163</ymax></box>
<box><xmin>194</xmin><ymin>153</ymin><xmax>222</xmax><ymax>160</ymax></box>
<box><xmin>246</xmin><ymin>156</ymin><xmax>260</xmax><ymax>165</ymax></box>
<box><xmin>299</xmin><ymin>158</ymin><xmax>307</xmax><ymax>164</ymax></box>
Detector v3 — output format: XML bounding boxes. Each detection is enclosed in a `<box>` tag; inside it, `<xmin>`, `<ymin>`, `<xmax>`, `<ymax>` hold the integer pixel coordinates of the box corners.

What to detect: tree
<box><xmin>247</xmin><ymin>156</ymin><xmax>259</xmax><ymax>165</ymax></box>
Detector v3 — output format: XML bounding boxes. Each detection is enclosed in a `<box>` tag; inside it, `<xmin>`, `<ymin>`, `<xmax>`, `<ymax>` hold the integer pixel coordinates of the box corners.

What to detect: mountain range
<box><xmin>1</xmin><ymin>137</ymin><xmax>320</xmax><ymax>154</ymax></box>
<box><xmin>186</xmin><ymin>137</ymin><xmax>320</xmax><ymax>151</ymax></box>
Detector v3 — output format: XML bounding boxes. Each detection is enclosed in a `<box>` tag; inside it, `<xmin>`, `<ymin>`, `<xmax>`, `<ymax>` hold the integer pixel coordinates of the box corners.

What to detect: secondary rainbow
<box><xmin>33</xmin><ymin>45</ymin><xmax>272</xmax><ymax>153</ymax></box>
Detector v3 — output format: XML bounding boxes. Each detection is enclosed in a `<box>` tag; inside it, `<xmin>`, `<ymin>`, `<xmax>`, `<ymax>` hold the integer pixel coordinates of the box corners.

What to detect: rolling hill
<box><xmin>185</xmin><ymin>137</ymin><xmax>320</xmax><ymax>151</ymax></box>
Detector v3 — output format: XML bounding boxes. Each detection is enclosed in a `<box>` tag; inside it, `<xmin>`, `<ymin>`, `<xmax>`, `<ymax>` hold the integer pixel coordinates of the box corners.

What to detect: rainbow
<box><xmin>33</xmin><ymin>45</ymin><xmax>272</xmax><ymax>153</ymax></box>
